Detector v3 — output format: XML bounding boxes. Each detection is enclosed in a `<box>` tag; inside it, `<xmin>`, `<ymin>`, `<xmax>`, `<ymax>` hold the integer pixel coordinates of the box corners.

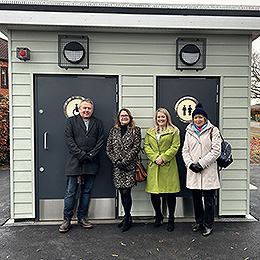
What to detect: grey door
<box><xmin>35</xmin><ymin>75</ymin><xmax>117</xmax><ymax>220</ymax></box>
<box><xmin>157</xmin><ymin>77</ymin><xmax>219</xmax><ymax>198</ymax></box>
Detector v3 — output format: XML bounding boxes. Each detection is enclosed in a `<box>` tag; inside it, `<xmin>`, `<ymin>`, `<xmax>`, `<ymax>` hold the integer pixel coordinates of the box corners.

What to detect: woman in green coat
<box><xmin>144</xmin><ymin>108</ymin><xmax>180</xmax><ymax>232</ymax></box>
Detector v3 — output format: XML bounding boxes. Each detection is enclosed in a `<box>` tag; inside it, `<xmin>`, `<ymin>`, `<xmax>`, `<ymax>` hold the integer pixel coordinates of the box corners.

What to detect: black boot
<box><xmin>153</xmin><ymin>213</ymin><xmax>164</xmax><ymax>228</ymax></box>
<box><xmin>118</xmin><ymin>215</ymin><xmax>132</xmax><ymax>228</ymax></box>
<box><xmin>167</xmin><ymin>218</ymin><xmax>174</xmax><ymax>232</ymax></box>
<box><xmin>121</xmin><ymin>216</ymin><xmax>131</xmax><ymax>232</ymax></box>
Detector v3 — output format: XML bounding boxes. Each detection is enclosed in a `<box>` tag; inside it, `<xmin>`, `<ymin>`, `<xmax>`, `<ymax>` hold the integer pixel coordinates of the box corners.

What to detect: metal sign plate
<box><xmin>63</xmin><ymin>96</ymin><xmax>85</xmax><ymax>118</ymax></box>
<box><xmin>175</xmin><ymin>96</ymin><xmax>198</xmax><ymax>123</ymax></box>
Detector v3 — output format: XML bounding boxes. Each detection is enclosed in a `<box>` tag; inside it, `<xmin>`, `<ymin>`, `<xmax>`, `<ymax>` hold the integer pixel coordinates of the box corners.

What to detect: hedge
<box><xmin>0</xmin><ymin>96</ymin><xmax>9</xmax><ymax>165</ymax></box>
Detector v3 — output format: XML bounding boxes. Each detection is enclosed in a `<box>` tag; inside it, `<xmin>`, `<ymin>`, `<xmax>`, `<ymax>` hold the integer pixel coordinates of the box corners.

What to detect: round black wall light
<box><xmin>180</xmin><ymin>44</ymin><xmax>201</xmax><ymax>65</ymax></box>
<box><xmin>63</xmin><ymin>41</ymin><xmax>85</xmax><ymax>63</ymax></box>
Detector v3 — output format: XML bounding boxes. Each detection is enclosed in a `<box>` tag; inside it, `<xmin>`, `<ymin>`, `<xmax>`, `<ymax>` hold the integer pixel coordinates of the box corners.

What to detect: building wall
<box><xmin>0</xmin><ymin>61</ymin><xmax>8</xmax><ymax>96</ymax></box>
<box><xmin>9</xmin><ymin>30</ymin><xmax>251</xmax><ymax>219</ymax></box>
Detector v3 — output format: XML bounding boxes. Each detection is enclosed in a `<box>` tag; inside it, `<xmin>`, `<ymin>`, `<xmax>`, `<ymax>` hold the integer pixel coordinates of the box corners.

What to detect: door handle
<box><xmin>43</xmin><ymin>131</ymin><xmax>48</xmax><ymax>150</ymax></box>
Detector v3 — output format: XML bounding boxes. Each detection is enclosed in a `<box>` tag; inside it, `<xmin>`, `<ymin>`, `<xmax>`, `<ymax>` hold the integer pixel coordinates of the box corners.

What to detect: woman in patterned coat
<box><xmin>106</xmin><ymin>108</ymin><xmax>141</xmax><ymax>232</ymax></box>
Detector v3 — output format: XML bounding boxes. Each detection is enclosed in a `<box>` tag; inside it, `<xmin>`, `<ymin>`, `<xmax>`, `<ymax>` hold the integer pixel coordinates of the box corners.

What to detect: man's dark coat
<box><xmin>64</xmin><ymin>114</ymin><xmax>105</xmax><ymax>176</ymax></box>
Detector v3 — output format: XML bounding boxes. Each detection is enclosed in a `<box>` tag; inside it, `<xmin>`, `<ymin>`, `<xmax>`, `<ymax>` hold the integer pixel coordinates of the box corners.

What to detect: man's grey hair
<box><xmin>79</xmin><ymin>98</ymin><xmax>94</xmax><ymax>109</ymax></box>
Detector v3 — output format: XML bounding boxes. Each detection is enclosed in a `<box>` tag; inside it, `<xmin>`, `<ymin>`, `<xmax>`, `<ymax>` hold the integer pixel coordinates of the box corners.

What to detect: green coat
<box><xmin>144</xmin><ymin>127</ymin><xmax>181</xmax><ymax>194</ymax></box>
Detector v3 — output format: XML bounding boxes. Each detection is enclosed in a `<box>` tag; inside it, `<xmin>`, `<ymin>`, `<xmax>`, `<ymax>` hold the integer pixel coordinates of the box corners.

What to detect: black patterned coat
<box><xmin>106</xmin><ymin>126</ymin><xmax>141</xmax><ymax>188</ymax></box>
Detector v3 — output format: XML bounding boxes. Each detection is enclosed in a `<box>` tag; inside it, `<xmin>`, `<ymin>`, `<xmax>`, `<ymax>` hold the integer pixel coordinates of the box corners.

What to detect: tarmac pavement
<box><xmin>0</xmin><ymin>167</ymin><xmax>259</xmax><ymax>260</ymax></box>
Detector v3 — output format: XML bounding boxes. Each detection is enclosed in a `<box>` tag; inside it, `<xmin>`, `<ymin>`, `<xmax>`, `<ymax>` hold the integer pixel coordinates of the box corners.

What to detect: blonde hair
<box><xmin>151</xmin><ymin>108</ymin><xmax>177</xmax><ymax>133</ymax></box>
<box><xmin>114</xmin><ymin>108</ymin><xmax>136</xmax><ymax>128</ymax></box>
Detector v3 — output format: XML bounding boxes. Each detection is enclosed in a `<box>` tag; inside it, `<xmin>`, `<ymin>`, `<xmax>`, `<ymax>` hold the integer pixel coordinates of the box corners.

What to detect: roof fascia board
<box><xmin>1</xmin><ymin>10</ymin><xmax>260</xmax><ymax>31</ymax></box>
<box><xmin>1</xmin><ymin>3</ymin><xmax>260</xmax><ymax>17</ymax></box>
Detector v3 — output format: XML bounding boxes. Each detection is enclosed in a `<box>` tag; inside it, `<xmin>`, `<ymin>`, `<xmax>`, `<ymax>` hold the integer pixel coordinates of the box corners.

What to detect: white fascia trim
<box><xmin>1</xmin><ymin>10</ymin><xmax>260</xmax><ymax>31</ymax></box>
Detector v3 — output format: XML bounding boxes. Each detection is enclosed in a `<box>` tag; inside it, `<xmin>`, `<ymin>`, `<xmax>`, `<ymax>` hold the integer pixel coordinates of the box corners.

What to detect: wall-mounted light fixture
<box><xmin>16</xmin><ymin>47</ymin><xmax>30</xmax><ymax>61</ymax></box>
<box><xmin>58</xmin><ymin>35</ymin><xmax>89</xmax><ymax>69</ymax></box>
<box><xmin>176</xmin><ymin>38</ymin><xmax>206</xmax><ymax>71</ymax></box>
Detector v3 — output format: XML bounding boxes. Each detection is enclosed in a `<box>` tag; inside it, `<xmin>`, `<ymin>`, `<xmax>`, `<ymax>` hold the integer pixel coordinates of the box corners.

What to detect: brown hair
<box><xmin>115</xmin><ymin>108</ymin><xmax>136</xmax><ymax>128</ymax></box>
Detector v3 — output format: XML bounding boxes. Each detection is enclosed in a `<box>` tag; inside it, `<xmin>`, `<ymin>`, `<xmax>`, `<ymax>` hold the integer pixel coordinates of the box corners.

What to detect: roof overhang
<box><xmin>1</xmin><ymin>1</ymin><xmax>260</xmax><ymax>39</ymax></box>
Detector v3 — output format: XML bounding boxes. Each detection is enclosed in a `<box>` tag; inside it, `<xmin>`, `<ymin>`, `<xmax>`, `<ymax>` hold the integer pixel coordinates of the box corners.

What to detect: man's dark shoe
<box><xmin>59</xmin><ymin>219</ymin><xmax>71</xmax><ymax>233</ymax></box>
<box><xmin>78</xmin><ymin>218</ymin><xmax>93</xmax><ymax>229</ymax></box>
<box><xmin>202</xmin><ymin>226</ymin><xmax>213</xmax><ymax>236</ymax></box>
<box><xmin>192</xmin><ymin>224</ymin><xmax>204</xmax><ymax>232</ymax></box>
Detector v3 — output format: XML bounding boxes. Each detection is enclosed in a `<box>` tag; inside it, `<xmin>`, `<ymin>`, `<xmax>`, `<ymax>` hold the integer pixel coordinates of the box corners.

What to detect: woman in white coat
<box><xmin>182</xmin><ymin>103</ymin><xmax>221</xmax><ymax>236</ymax></box>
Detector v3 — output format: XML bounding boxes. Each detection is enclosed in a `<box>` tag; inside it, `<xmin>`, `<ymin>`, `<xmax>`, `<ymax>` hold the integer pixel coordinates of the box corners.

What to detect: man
<box><xmin>59</xmin><ymin>98</ymin><xmax>104</xmax><ymax>233</ymax></box>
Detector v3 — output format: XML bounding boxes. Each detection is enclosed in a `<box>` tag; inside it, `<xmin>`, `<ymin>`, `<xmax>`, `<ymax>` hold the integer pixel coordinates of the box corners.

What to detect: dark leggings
<box><xmin>151</xmin><ymin>193</ymin><xmax>176</xmax><ymax>219</ymax></box>
<box><xmin>119</xmin><ymin>188</ymin><xmax>132</xmax><ymax>218</ymax></box>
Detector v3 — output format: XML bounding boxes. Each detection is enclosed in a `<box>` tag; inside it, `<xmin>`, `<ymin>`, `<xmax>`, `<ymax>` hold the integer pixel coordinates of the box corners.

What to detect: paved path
<box><xmin>0</xmin><ymin>168</ymin><xmax>259</xmax><ymax>260</ymax></box>
<box><xmin>0</xmin><ymin>169</ymin><xmax>10</xmax><ymax>226</ymax></box>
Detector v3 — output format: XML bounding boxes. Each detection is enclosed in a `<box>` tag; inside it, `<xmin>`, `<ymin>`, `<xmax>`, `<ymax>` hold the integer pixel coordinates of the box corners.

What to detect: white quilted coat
<box><xmin>182</xmin><ymin>120</ymin><xmax>222</xmax><ymax>190</ymax></box>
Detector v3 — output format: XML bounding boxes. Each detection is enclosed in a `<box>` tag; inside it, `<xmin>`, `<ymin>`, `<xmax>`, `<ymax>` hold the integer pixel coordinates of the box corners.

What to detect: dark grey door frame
<box><xmin>156</xmin><ymin>76</ymin><xmax>220</xmax><ymax>197</ymax></box>
<box><xmin>34</xmin><ymin>74</ymin><xmax>118</xmax><ymax>220</ymax></box>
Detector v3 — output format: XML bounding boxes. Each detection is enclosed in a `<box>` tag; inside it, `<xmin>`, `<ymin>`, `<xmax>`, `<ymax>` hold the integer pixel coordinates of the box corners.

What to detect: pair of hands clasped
<box><xmin>155</xmin><ymin>156</ymin><xmax>165</xmax><ymax>166</ymax></box>
<box><xmin>189</xmin><ymin>162</ymin><xmax>203</xmax><ymax>173</ymax></box>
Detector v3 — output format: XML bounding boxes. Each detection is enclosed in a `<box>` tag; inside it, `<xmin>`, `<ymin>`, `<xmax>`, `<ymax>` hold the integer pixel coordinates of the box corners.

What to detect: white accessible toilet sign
<box><xmin>63</xmin><ymin>96</ymin><xmax>85</xmax><ymax>118</ymax></box>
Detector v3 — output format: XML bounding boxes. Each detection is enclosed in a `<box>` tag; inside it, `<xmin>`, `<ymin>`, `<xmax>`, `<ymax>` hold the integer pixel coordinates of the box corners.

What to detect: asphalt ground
<box><xmin>0</xmin><ymin>167</ymin><xmax>259</xmax><ymax>260</ymax></box>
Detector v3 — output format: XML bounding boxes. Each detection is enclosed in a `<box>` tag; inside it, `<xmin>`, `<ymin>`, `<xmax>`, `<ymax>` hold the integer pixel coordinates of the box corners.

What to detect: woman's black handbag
<box><xmin>210</xmin><ymin>127</ymin><xmax>233</xmax><ymax>169</ymax></box>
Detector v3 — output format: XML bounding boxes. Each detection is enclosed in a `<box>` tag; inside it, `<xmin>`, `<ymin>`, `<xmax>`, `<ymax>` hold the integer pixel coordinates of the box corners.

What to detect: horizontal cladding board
<box><xmin>13</xmin><ymin>106</ymin><xmax>32</xmax><ymax>117</ymax></box>
<box><xmin>223</xmin><ymin>118</ymin><xmax>248</xmax><ymax>128</ymax></box>
<box><xmin>13</xmin><ymin>128</ymin><xmax>31</xmax><ymax>138</ymax></box>
<box><xmin>221</xmin><ymin>200</ymin><xmax>247</xmax><ymax>210</ymax></box>
<box><xmin>122</xmin><ymin>76</ymin><xmax>154</xmax><ymax>84</ymax></box>
<box><xmin>14</xmin><ymin>192</ymin><xmax>32</xmax><ymax>202</ymax></box>
<box><xmin>221</xmin><ymin>180</ymin><xmax>247</xmax><ymax>189</ymax></box>
<box><xmin>126</xmin><ymin>107</ymin><xmax>154</xmax><ymax>116</ymax></box>
<box><xmin>10</xmin><ymin>44</ymin><xmax>250</xmax><ymax>58</ymax></box>
<box><xmin>220</xmin><ymin>170</ymin><xmax>247</xmax><ymax>179</ymax></box>
<box><xmin>14</xmin><ymin>203</ymin><xmax>33</xmax><ymax>214</ymax></box>
<box><xmin>13</xmin><ymin>171</ymin><xmax>32</xmax><ymax>181</ymax></box>
<box><xmin>134</xmin><ymin>118</ymin><xmax>154</xmax><ymax>127</ymax></box>
<box><xmin>13</xmin><ymin>150</ymin><xmax>31</xmax><ymax>160</ymax></box>
<box><xmin>13</xmin><ymin>117</ymin><xmax>32</xmax><ymax>127</ymax></box>
<box><xmin>12</xmin><ymin>95</ymin><xmax>32</xmax><ymax>106</ymax></box>
<box><xmin>11</xmin><ymin>51</ymin><xmax>249</xmax><ymax>66</ymax></box>
<box><xmin>223</xmin><ymin>77</ymin><xmax>249</xmax><ymax>86</ymax></box>
<box><xmin>13</xmin><ymin>139</ymin><xmax>32</xmax><ymax>149</ymax></box>
<box><xmin>132</xmin><ymin>191</ymin><xmax>151</xmax><ymax>201</ymax></box>
<box><xmin>11</xmin><ymin>32</ymin><xmax>249</xmax><ymax>44</ymax></box>
<box><xmin>122</xmin><ymin>86</ymin><xmax>154</xmax><ymax>96</ymax></box>
<box><xmin>130</xmin><ymin>200</ymin><xmax>154</xmax><ymax>211</ymax></box>
<box><xmin>11</xmin><ymin>63</ymin><xmax>251</xmax><ymax>76</ymax></box>
<box><xmin>122</xmin><ymin>96</ymin><xmax>153</xmax><ymax>106</ymax></box>
<box><xmin>220</xmin><ymin>210</ymin><xmax>247</xmax><ymax>216</ymax></box>
<box><xmin>223</xmin><ymin>160</ymin><xmax>247</xmax><ymax>170</ymax></box>
<box><xmin>13</xmin><ymin>213</ymin><xmax>34</xmax><ymax>218</ymax></box>
<box><xmin>14</xmin><ymin>182</ymin><xmax>32</xmax><ymax>192</ymax></box>
<box><xmin>222</xmin><ymin>190</ymin><xmax>247</xmax><ymax>199</ymax></box>
<box><xmin>223</xmin><ymin>88</ymin><xmax>249</xmax><ymax>97</ymax></box>
<box><xmin>11</xmin><ymin>31</ymin><xmax>250</xmax><ymax>44</ymax></box>
<box><xmin>13</xmin><ymin>160</ymin><xmax>32</xmax><ymax>170</ymax></box>
<box><xmin>222</xmin><ymin>108</ymin><xmax>249</xmax><ymax>118</ymax></box>
<box><xmin>12</xmin><ymin>73</ymin><xmax>31</xmax><ymax>84</ymax></box>
<box><xmin>12</xmin><ymin>84</ymin><xmax>31</xmax><ymax>95</ymax></box>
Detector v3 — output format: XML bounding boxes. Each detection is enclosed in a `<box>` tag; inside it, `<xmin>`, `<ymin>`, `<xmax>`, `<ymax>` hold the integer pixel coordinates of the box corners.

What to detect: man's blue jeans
<box><xmin>63</xmin><ymin>175</ymin><xmax>96</xmax><ymax>221</ymax></box>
